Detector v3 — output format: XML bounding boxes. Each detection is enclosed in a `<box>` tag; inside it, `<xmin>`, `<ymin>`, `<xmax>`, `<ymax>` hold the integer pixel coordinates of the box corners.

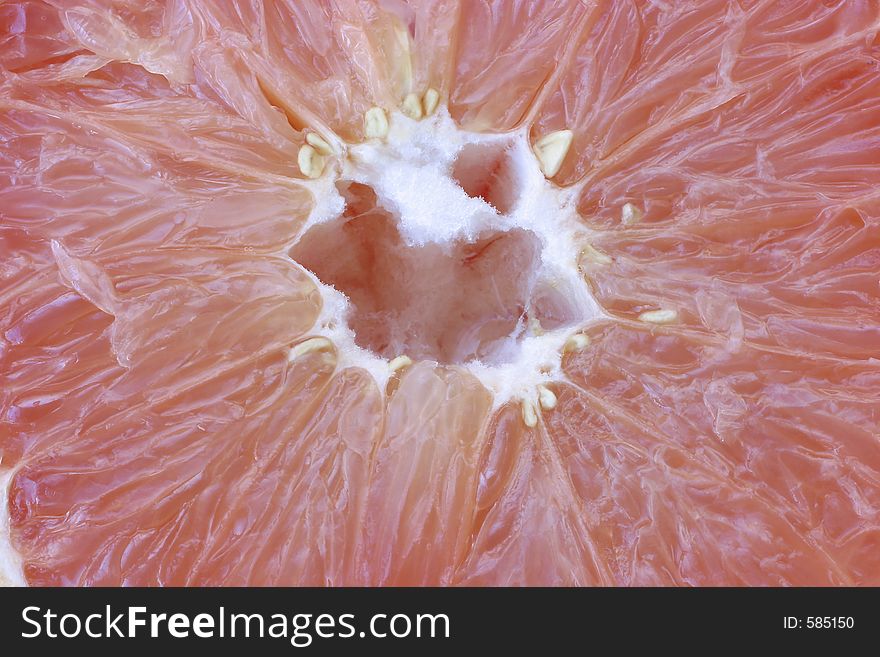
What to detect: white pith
<box><xmin>0</xmin><ymin>470</ymin><xmax>25</xmax><ymax>586</ymax></box>
<box><xmin>291</xmin><ymin>107</ymin><xmax>605</xmax><ymax>409</ymax></box>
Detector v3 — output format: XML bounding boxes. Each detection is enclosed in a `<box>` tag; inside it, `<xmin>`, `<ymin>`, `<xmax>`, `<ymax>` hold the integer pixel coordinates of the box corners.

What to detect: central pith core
<box><xmin>292</xmin><ymin>181</ymin><xmax>581</xmax><ymax>365</ymax></box>
<box><xmin>291</xmin><ymin>109</ymin><xmax>601</xmax><ymax>401</ymax></box>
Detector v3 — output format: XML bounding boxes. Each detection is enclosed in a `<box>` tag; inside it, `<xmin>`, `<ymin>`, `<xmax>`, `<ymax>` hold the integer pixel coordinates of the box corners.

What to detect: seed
<box><xmin>537</xmin><ymin>385</ymin><xmax>557</xmax><ymax>411</ymax></box>
<box><xmin>388</xmin><ymin>355</ymin><xmax>412</xmax><ymax>372</ymax></box>
<box><xmin>402</xmin><ymin>92</ymin><xmax>423</xmax><ymax>120</ymax></box>
<box><xmin>533</xmin><ymin>129</ymin><xmax>573</xmax><ymax>178</ymax></box>
<box><xmin>621</xmin><ymin>202</ymin><xmax>643</xmax><ymax>225</ymax></box>
<box><xmin>289</xmin><ymin>337</ymin><xmax>333</xmax><ymax>361</ymax></box>
<box><xmin>563</xmin><ymin>333</ymin><xmax>590</xmax><ymax>353</ymax></box>
<box><xmin>423</xmin><ymin>88</ymin><xmax>440</xmax><ymax>116</ymax></box>
<box><xmin>580</xmin><ymin>244</ymin><xmax>612</xmax><ymax>265</ymax></box>
<box><xmin>364</xmin><ymin>107</ymin><xmax>389</xmax><ymax>139</ymax></box>
<box><xmin>297</xmin><ymin>144</ymin><xmax>325</xmax><ymax>179</ymax></box>
<box><xmin>305</xmin><ymin>132</ymin><xmax>333</xmax><ymax>155</ymax></box>
<box><xmin>638</xmin><ymin>309</ymin><xmax>678</xmax><ymax>324</ymax></box>
<box><xmin>521</xmin><ymin>399</ymin><xmax>539</xmax><ymax>428</ymax></box>
<box><xmin>528</xmin><ymin>317</ymin><xmax>545</xmax><ymax>336</ymax></box>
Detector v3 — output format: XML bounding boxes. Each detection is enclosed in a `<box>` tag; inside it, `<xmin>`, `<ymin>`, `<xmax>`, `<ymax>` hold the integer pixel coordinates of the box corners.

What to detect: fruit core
<box><xmin>291</xmin><ymin>109</ymin><xmax>601</xmax><ymax>399</ymax></box>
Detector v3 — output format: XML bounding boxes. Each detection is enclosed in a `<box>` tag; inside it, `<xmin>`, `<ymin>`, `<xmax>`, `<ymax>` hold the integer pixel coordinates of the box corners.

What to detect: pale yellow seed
<box><xmin>289</xmin><ymin>337</ymin><xmax>333</xmax><ymax>361</ymax></box>
<box><xmin>297</xmin><ymin>144</ymin><xmax>325</xmax><ymax>179</ymax></box>
<box><xmin>305</xmin><ymin>132</ymin><xmax>332</xmax><ymax>155</ymax></box>
<box><xmin>388</xmin><ymin>355</ymin><xmax>412</xmax><ymax>372</ymax></box>
<box><xmin>621</xmin><ymin>202</ymin><xmax>643</xmax><ymax>225</ymax></box>
<box><xmin>638</xmin><ymin>309</ymin><xmax>678</xmax><ymax>324</ymax></box>
<box><xmin>533</xmin><ymin>129</ymin><xmax>573</xmax><ymax>178</ymax></box>
<box><xmin>364</xmin><ymin>107</ymin><xmax>389</xmax><ymax>139</ymax></box>
<box><xmin>537</xmin><ymin>385</ymin><xmax>557</xmax><ymax>411</ymax></box>
<box><xmin>521</xmin><ymin>399</ymin><xmax>539</xmax><ymax>428</ymax></box>
<box><xmin>423</xmin><ymin>88</ymin><xmax>440</xmax><ymax>116</ymax></box>
<box><xmin>580</xmin><ymin>244</ymin><xmax>612</xmax><ymax>266</ymax></box>
<box><xmin>563</xmin><ymin>333</ymin><xmax>590</xmax><ymax>353</ymax></box>
<box><xmin>529</xmin><ymin>316</ymin><xmax>545</xmax><ymax>336</ymax></box>
<box><xmin>402</xmin><ymin>92</ymin><xmax>423</xmax><ymax>120</ymax></box>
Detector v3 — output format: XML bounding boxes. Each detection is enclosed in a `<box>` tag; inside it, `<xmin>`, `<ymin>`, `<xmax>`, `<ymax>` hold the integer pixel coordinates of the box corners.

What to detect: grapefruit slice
<box><xmin>2</xmin><ymin>0</ymin><xmax>879</xmax><ymax>586</ymax></box>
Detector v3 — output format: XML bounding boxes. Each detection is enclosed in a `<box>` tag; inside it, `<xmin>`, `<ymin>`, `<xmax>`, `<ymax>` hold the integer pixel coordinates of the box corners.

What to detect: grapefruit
<box><xmin>1</xmin><ymin>0</ymin><xmax>879</xmax><ymax>586</ymax></box>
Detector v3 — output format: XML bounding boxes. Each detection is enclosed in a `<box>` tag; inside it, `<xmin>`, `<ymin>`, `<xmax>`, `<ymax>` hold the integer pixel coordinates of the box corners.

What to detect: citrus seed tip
<box><xmin>402</xmin><ymin>92</ymin><xmax>423</xmax><ymax>120</ymax></box>
<box><xmin>638</xmin><ymin>309</ymin><xmax>678</xmax><ymax>324</ymax></box>
<box><xmin>306</xmin><ymin>132</ymin><xmax>333</xmax><ymax>155</ymax></box>
<box><xmin>621</xmin><ymin>202</ymin><xmax>643</xmax><ymax>225</ymax></box>
<box><xmin>563</xmin><ymin>333</ymin><xmax>590</xmax><ymax>353</ymax></box>
<box><xmin>364</xmin><ymin>107</ymin><xmax>389</xmax><ymax>139</ymax></box>
<box><xmin>533</xmin><ymin>129</ymin><xmax>573</xmax><ymax>178</ymax></box>
<box><xmin>537</xmin><ymin>385</ymin><xmax>557</xmax><ymax>411</ymax></box>
<box><xmin>298</xmin><ymin>144</ymin><xmax>325</xmax><ymax>179</ymax></box>
<box><xmin>289</xmin><ymin>337</ymin><xmax>334</xmax><ymax>361</ymax></box>
<box><xmin>521</xmin><ymin>399</ymin><xmax>539</xmax><ymax>428</ymax></box>
<box><xmin>388</xmin><ymin>355</ymin><xmax>413</xmax><ymax>372</ymax></box>
<box><xmin>423</xmin><ymin>88</ymin><xmax>440</xmax><ymax>116</ymax></box>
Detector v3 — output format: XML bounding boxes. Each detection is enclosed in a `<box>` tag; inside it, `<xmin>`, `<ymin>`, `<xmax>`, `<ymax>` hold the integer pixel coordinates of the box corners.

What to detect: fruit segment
<box><xmin>357</xmin><ymin>363</ymin><xmax>492</xmax><ymax>585</ymax></box>
<box><xmin>8</xmin><ymin>350</ymin><xmax>365</xmax><ymax>585</ymax></box>
<box><xmin>448</xmin><ymin>0</ymin><xmax>589</xmax><ymax>131</ymax></box>
<box><xmin>406</xmin><ymin>0</ymin><xmax>461</xmax><ymax>96</ymax></box>
<box><xmin>0</xmin><ymin>1</ymin><xmax>83</xmax><ymax>73</ymax></box>
<box><xmin>456</xmin><ymin>404</ymin><xmax>612</xmax><ymax>586</ymax></box>
<box><xmin>0</xmin><ymin>229</ymin><xmax>119</xmax><ymax>465</ymax></box>
<box><xmin>2</xmin><ymin>60</ymin><xmax>312</xmax><ymax>185</ymax></box>
<box><xmin>560</xmin><ymin>322</ymin><xmax>880</xmax><ymax>585</ymax></box>
<box><xmin>188</xmin><ymin>0</ymin><xmax>417</xmax><ymax>141</ymax></box>
<box><xmin>193</xmin><ymin>368</ymin><xmax>382</xmax><ymax>586</ymax></box>
<box><xmin>570</xmin><ymin>14</ymin><xmax>880</xmax><ymax>358</ymax></box>
<box><xmin>531</xmin><ymin>0</ymin><xmax>880</xmax><ymax>185</ymax></box>
<box><xmin>56</xmin><ymin>1</ymin><xmax>200</xmax><ymax>85</ymax></box>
